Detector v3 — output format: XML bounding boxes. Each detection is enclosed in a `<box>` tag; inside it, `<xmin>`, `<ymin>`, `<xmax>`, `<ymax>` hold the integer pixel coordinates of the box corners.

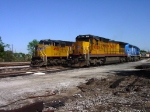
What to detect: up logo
<box><xmin>94</xmin><ymin>46</ymin><xmax>99</xmax><ymax>49</ymax></box>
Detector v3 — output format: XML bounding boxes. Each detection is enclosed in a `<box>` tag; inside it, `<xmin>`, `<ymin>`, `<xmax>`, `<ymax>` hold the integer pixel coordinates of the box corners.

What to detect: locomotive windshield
<box><xmin>39</xmin><ymin>40</ymin><xmax>52</xmax><ymax>45</ymax></box>
<box><xmin>76</xmin><ymin>38</ymin><xmax>89</xmax><ymax>42</ymax></box>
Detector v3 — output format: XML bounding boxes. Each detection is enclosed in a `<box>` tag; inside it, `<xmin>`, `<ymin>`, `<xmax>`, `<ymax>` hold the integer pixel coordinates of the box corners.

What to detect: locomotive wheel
<box><xmin>90</xmin><ymin>59</ymin><xmax>97</xmax><ymax>66</ymax></box>
<box><xmin>97</xmin><ymin>59</ymin><xmax>102</xmax><ymax>66</ymax></box>
<box><xmin>101</xmin><ymin>58</ymin><xmax>105</xmax><ymax>65</ymax></box>
<box><xmin>120</xmin><ymin>58</ymin><xmax>123</xmax><ymax>63</ymax></box>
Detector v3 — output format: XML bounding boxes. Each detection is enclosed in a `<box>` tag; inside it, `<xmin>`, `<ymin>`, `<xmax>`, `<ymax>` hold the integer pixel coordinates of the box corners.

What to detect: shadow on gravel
<box><xmin>0</xmin><ymin>101</ymin><xmax>43</xmax><ymax>112</ymax></box>
<box><xmin>113</xmin><ymin>63</ymin><xmax>150</xmax><ymax>79</ymax></box>
<box><xmin>135</xmin><ymin>63</ymin><xmax>150</xmax><ymax>69</ymax></box>
<box><xmin>113</xmin><ymin>69</ymin><xmax>150</xmax><ymax>79</ymax></box>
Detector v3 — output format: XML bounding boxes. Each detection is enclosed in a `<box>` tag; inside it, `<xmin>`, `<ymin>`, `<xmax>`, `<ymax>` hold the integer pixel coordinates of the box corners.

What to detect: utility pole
<box><xmin>12</xmin><ymin>44</ymin><xmax>13</xmax><ymax>53</ymax></box>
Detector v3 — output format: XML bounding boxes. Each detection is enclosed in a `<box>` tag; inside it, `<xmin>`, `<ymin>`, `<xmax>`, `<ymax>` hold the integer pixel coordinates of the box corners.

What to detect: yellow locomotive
<box><xmin>31</xmin><ymin>39</ymin><xmax>74</xmax><ymax>67</ymax></box>
<box><xmin>68</xmin><ymin>34</ymin><xmax>127</xmax><ymax>67</ymax></box>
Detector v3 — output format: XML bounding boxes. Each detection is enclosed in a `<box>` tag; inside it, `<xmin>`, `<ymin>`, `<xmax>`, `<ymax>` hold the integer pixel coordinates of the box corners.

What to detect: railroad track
<box><xmin>0</xmin><ymin>58</ymin><xmax>147</xmax><ymax>78</ymax></box>
<box><xmin>0</xmin><ymin>67</ymin><xmax>73</xmax><ymax>78</ymax></box>
<box><xmin>0</xmin><ymin>62</ymin><xmax>30</xmax><ymax>67</ymax></box>
<box><xmin>0</xmin><ymin>62</ymin><xmax>128</xmax><ymax>78</ymax></box>
<box><xmin>0</xmin><ymin>65</ymin><xmax>65</xmax><ymax>73</ymax></box>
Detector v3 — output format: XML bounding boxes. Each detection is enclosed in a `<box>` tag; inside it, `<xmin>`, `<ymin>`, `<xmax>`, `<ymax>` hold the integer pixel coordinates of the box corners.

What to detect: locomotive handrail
<box><xmin>39</xmin><ymin>46</ymin><xmax>47</xmax><ymax>64</ymax></box>
<box><xmin>87</xmin><ymin>46</ymin><xmax>89</xmax><ymax>59</ymax></box>
<box><xmin>83</xmin><ymin>47</ymin><xmax>86</xmax><ymax>59</ymax></box>
<box><xmin>69</xmin><ymin>46</ymin><xmax>72</xmax><ymax>53</ymax></box>
<box><xmin>86</xmin><ymin>46</ymin><xmax>90</xmax><ymax>66</ymax></box>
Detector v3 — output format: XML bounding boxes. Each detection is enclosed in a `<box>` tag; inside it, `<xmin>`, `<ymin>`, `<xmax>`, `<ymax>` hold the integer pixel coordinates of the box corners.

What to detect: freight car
<box><xmin>31</xmin><ymin>39</ymin><xmax>74</xmax><ymax>67</ymax></box>
<box><xmin>67</xmin><ymin>34</ymin><xmax>140</xmax><ymax>67</ymax></box>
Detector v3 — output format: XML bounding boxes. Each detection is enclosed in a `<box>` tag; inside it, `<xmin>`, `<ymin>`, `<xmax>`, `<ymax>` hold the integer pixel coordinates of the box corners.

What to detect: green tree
<box><xmin>4</xmin><ymin>50</ymin><xmax>14</xmax><ymax>62</ymax></box>
<box><xmin>27</xmin><ymin>39</ymin><xmax>39</xmax><ymax>56</ymax></box>
<box><xmin>25</xmin><ymin>54</ymin><xmax>31</xmax><ymax>61</ymax></box>
<box><xmin>0</xmin><ymin>37</ymin><xmax>9</xmax><ymax>59</ymax></box>
<box><xmin>140</xmin><ymin>50</ymin><xmax>147</xmax><ymax>53</ymax></box>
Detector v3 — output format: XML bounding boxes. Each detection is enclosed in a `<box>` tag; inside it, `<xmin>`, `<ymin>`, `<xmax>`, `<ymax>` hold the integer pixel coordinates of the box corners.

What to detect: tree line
<box><xmin>0</xmin><ymin>37</ymin><xmax>38</xmax><ymax>62</ymax></box>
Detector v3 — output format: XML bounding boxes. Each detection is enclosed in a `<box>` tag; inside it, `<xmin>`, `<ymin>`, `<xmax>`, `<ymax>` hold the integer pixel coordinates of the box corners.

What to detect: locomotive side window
<box><xmin>90</xmin><ymin>39</ymin><xmax>93</xmax><ymax>44</ymax></box>
<box><xmin>44</xmin><ymin>41</ymin><xmax>50</xmax><ymax>45</ymax></box>
<box><xmin>61</xmin><ymin>44</ymin><xmax>65</xmax><ymax>47</ymax></box>
<box><xmin>96</xmin><ymin>40</ymin><xmax>98</xmax><ymax>45</ymax></box>
<box><xmin>54</xmin><ymin>42</ymin><xmax>60</xmax><ymax>46</ymax></box>
<box><xmin>99</xmin><ymin>38</ymin><xmax>102</xmax><ymax>41</ymax></box>
<box><xmin>129</xmin><ymin>45</ymin><xmax>132</xmax><ymax>48</ymax></box>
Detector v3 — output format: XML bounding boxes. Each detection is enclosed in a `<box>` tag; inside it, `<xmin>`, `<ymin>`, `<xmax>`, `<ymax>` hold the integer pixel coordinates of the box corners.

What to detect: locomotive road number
<box><xmin>93</xmin><ymin>45</ymin><xmax>116</xmax><ymax>49</ymax></box>
<box><xmin>54</xmin><ymin>53</ymin><xmax>59</xmax><ymax>55</ymax></box>
<box><xmin>94</xmin><ymin>46</ymin><xmax>100</xmax><ymax>49</ymax></box>
<box><xmin>54</xmin><ymin>48</ymin><xmax>59</xmax><ymax>51</ymax></box>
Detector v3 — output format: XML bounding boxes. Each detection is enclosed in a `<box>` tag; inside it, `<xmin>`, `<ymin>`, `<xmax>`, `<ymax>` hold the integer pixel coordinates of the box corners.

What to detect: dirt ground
<box><xmin>43</xmin><ymin>63</ymin><xmax>150</xmax><ymax>112</ymax></box>
<box><xmin>0</xmin><ymin>59</ymin><xmax>150</xmax><ymax>112</ymax></box>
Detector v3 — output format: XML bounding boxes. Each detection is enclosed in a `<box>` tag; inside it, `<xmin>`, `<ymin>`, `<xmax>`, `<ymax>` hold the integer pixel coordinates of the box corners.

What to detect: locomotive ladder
<box><xmin>39</xmin><ymin>46</ymin><xmax>47</xmax><ymax>65</ymax></box>
<box><xmin>39</xmin><ymin>50</ymin><xmax>44</xmax><ymax>60</ymax></box>
<box><xmin>67</xmin><ymin>47</ymin><xmax>69</xmax><ymax>59</ymax></box>
<box><xmin>83</xmin><ymin>47</ymin><xmax>86</xmax><ymax>59</ymax></box>
<box><xmin>67</xmin><ymin>47</ymin><xmax>72</xmax><ymax>59</ymax></box>
<box><xmin>42</xmin><ymin>51</ymin><xmax>47</xmax><ymax>64</ymax></box>
<box><xmin>83</xmin><ymin>46</ymin><xmax>90</xmax><ymax>66</ymax></box>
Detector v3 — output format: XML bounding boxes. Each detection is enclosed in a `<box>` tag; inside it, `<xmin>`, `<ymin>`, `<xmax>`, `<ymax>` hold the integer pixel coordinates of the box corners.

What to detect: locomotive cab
<box><xmin>125</xmin><ymin>44</ymin><xmax>140</xmax><ymax>61</ymax></box>
<box><xmin>68</xmin><ymin>35</ymin><xmax>91</xmax><ymax>67</ymax></box>
<box><xmin>31</xmin><ymin>39</ymin><xmax>74</xmax><ymax>67</ymax></box>
<box><xmin>73</xmin><ymin>35</ymin><xmax>90</xmax><ymax>55</ymax></box>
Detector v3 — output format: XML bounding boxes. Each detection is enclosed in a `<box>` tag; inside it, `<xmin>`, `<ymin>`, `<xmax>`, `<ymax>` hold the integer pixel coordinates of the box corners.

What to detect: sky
<box><xmin>0</xmin><ymin>0</ymin><xmax>150</xmax><ymax>53</ymax></box>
